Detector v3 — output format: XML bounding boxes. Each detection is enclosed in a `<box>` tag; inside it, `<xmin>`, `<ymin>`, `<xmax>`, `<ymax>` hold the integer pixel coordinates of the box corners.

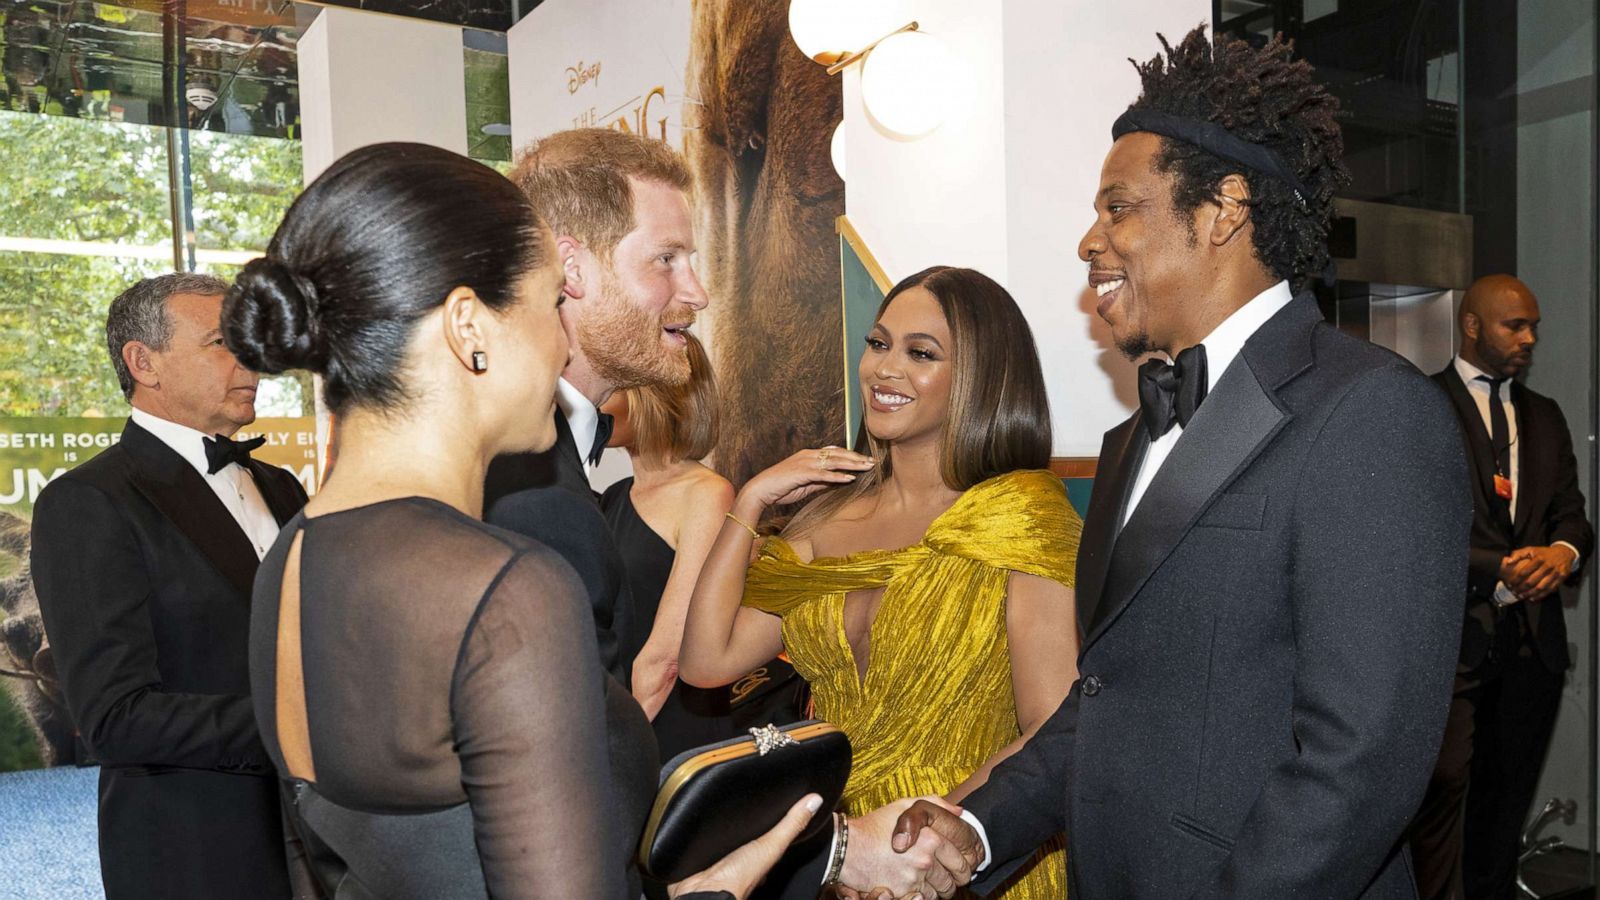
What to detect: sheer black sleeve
<box><xmin>452</xmin><ymin>547</ymin><xmax>627</xmax><ymax>897</ymax></box>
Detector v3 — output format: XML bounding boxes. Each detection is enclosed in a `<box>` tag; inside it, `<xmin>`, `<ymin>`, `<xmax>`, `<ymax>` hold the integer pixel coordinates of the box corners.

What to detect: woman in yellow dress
<box><xmin>681</xmin><ymin>266</ymin><xmax>1081</xmax><ymax>898</ymax></box>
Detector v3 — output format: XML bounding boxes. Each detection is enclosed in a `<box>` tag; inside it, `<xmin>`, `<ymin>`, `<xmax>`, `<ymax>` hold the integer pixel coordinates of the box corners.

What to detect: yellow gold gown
<box><xmin>743</xmin><ymin>469</ymin><xmax>1081</xmax><ymax>898</ymax></box>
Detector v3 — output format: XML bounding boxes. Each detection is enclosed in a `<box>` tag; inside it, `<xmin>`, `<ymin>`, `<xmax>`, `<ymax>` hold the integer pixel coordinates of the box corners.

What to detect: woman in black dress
<box><xmin>601</xmin><ymin>334</ymin><xmax>740</xmax><ymax>760</ymax></box>
<box><xmin>222</xmin><ymin>142</ymin><xmax>820</xmax><ymax>899</ymax></box>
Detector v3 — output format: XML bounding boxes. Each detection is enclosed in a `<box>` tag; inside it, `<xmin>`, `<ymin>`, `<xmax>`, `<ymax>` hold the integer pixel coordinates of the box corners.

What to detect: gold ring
<box><xmin>817</xmin><ymin>448</ymin><xmax>832</xmax><ymax>462</ymax></box>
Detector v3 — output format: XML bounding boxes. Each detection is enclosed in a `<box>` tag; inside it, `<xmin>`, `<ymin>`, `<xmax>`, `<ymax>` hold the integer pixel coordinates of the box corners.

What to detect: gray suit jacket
<box><xmin>964</xmin><ymin>294</ymin><xmax>1469</xmax><ymax>899</ymax></box>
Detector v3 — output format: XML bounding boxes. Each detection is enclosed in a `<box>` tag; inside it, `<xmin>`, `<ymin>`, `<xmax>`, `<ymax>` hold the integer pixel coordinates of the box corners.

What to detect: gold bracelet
<box><xmin>724</xmin><ymin>511</ymin><xmax>760</xmax><ymax>540</ymax></box>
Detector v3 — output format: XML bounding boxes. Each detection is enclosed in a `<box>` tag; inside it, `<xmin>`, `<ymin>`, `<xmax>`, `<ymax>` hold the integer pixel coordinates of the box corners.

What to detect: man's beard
<box><xmin>1117</xmin><ymin>330</ymin><xmax>1157</xmax><ymax>360</ymax></box>
<box><xmin>577</xmin><ymin>272</ymin><xmax>693</xmax><ymax>391</ymax></box>
<box><xmin>1476</xmin><ymin>336</ymin><xmax>1527</xmax><ymax>377</ymax></box>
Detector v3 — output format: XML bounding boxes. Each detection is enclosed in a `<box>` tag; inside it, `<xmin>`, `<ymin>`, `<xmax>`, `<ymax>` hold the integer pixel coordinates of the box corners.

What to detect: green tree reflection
<box><xmin>0</xmin><ymin>111</ymin><xmax>305</xmax><ymax>418</ymax></box>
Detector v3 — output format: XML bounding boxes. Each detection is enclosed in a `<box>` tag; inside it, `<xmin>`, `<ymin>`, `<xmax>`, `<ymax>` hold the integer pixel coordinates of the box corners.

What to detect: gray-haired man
<box><xmin>31</xmin><ymin>273</ymin><xmax>308</xmax><ymax>900</ymax></box>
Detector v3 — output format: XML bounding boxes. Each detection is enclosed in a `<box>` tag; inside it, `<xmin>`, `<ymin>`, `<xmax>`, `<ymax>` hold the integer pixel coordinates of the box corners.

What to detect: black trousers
<box><xmin>1410</xmin><ymin>618</ymin><xmax>1565</xmax><ymax>900</ymax></box>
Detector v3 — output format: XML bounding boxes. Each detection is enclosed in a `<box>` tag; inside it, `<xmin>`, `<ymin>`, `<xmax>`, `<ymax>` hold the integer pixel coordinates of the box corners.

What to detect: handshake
<box><xmin>827</xmin><ymin>797</ymin><xmax>987</xmax><ymax>900</ymax></box>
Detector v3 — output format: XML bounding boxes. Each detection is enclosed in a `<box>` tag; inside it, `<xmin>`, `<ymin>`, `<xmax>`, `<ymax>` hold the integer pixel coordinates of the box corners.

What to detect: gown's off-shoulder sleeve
<box><xmin>741</xmin><ymin>538</ymin><xmax>898</xmax><ymax>616</ymax></box>
<box><xmin>924</xmin><ymin>469</ymin><xmax>1082</xmax><ymax>587</ymax></box>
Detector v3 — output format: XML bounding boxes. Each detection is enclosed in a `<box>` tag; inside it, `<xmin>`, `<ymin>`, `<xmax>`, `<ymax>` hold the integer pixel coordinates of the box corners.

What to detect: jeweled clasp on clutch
<box><xmin>749</xmin><ymin>724</ymin><xmax>798</xmax><ymax>756</ymax></box>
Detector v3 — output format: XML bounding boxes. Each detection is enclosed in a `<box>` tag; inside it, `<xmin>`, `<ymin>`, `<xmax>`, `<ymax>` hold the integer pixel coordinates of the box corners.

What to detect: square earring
<box><xmin>471</xmin><ymin>351</ymin><xmax>488</xmax><ymax>372</ymax></box>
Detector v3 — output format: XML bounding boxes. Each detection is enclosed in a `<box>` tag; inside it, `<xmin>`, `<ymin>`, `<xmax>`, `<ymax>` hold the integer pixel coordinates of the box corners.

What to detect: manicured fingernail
<box><xmin>892</xmin><ymin>833</ymin><xmax>909</xmax><ymax>851</ymax></box>
<box><xmin>804</xmin><ymin>794</ymin><xmax>823</xmax><ymax>813</ymax></box>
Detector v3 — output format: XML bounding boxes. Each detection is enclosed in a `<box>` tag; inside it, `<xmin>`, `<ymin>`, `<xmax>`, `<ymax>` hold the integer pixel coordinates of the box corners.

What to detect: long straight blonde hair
<box><xmin>623</xmin><ymin>333</ymin><xmax>719</xmax><ymax>465</ymax></box>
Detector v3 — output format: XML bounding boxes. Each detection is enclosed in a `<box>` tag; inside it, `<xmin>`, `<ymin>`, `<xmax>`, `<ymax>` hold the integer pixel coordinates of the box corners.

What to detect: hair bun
<box><xmin>224</xmin><ymin>256</ymin><xmax>329</xmax><ymax>375</ymax></box>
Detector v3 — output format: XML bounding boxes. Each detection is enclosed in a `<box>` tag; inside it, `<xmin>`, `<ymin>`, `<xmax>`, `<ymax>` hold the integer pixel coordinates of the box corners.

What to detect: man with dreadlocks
<box><xmin>881</xmin><ymin>26</ymin><xmax>1470</xmax><ymax>899</ymax></box>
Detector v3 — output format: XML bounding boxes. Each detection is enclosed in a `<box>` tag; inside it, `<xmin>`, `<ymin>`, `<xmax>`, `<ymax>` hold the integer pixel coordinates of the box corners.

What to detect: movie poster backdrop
<box><xmin>509</xmin><ymin>0</ymin><xmax>848</xmax><ymax>488</ymax></box>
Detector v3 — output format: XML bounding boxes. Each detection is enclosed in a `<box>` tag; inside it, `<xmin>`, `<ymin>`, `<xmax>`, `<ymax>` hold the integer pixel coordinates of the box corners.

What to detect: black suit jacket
<box><xmin>963</xmin><ymin>294</ymin><xmax>1470</xmax><ymax>899</ymax></box>
<box><xmin>30</xmin><ymin>419</ymin><xmax>307</xmax><ymax>900</ymax></box>
<box><xmin>1432</xmin><ymin>366</ymin><xmax>1593</xmax><ymax>672</ymax></box>
<box><xmin>484</xmin><ymin>410</ymin><xmax>634</xmax><ymax>683</ymax></box>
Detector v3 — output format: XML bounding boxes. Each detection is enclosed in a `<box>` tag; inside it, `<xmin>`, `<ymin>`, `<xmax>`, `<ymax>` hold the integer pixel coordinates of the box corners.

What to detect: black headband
<box><xmin>1112</xmin><ymin>109</ymin><xmax>1312</xmax><ymax>208</ymax></box>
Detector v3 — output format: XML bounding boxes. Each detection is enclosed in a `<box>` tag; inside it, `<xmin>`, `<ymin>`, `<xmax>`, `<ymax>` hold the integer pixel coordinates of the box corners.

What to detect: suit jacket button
<box><xmin>1082</xmin><ymin>675</ymin><xmax>1103</xmax><ymax>696</ymax></box>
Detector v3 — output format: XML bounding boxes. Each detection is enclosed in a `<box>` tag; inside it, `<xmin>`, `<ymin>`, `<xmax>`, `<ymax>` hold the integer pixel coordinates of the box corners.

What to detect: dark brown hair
<box><xmin>785</xmin><ymin>266</ymin><xmax>1052</xmax><ymax>537</ymax></box>
<box><xmin>623</xmin><ymin>332</ymin><xmax>720</xmax><ymax>464</ymax></box>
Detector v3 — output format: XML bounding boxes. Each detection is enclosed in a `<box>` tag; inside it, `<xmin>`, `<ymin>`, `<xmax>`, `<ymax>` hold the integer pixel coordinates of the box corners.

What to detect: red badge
<box><xmin>1494</xmin><ymin>474</ymin><xmax>1514</xmax><ymax>500</ymax></box>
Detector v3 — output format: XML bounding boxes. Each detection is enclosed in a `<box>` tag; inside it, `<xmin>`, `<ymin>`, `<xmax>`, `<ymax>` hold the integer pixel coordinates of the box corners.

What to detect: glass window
<box><xmin>0</xmin><ymin>2</ymin><xmax>317</xmax><ymax>773</ymax></box>
<box><xmin>1218</xmin><ymin>1</ymin><xmax>1598</xmax><ymax>890</ymax></box>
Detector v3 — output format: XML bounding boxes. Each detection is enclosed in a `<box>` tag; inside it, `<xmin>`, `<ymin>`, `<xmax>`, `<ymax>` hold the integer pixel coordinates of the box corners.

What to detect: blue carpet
<box><xmin>0</xmin><ymin>766</ymin><xmax>102</xmax><ymax>899</ymax></box>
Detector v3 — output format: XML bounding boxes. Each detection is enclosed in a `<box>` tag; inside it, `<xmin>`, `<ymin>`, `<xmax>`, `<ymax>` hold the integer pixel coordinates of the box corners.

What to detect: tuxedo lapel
<box><xmin>552</xmin><ymin>410</ymin><xmax>601</xmax><ymax>506</ymax></box>
<box><xmin>1074</xmin><ymin>414</ymin><xmax>1146</xmax><ymax>637</ymax></box>
<box><xmin>121</xmin><ymin>421</ymin><xmax>259</xmax><ymax>600</ymax></box>
<box><xmin>245</xmin><ymin>460</ymin><xmax>304</xmax><ymax>526</ymax></box>
<box><xmin>1436</xmin><ymin>367</ymin><xmax>1506</xmax><ymax>531</ymax></box>
<box><xmin>1082</xmin><ymin>294</ymin><xmax>1321</xmax><ymax>648</ymax></box>
<box><xmin>1084</xmin><ymin>355</ymin><xmax>1287</xmax><ymax>645</ymax></box>
<box><xmin>1510</xmin><ymin>381</ymin><xmax>1537</xmax><ymax>539</ymax></box>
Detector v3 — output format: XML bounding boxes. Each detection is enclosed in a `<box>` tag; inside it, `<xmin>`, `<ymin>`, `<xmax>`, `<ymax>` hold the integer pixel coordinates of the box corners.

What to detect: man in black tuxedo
<box><xmin>483</xmin><ymin>129</ymin><xmax>709</xmax><ymax>684</ymax></box>
<box><xmin>30</xmin><ymin>273</ymin><xmax>308</xmax><ymax>899</ymax></box>
<box><xmin>1409</xmin><ymin>275</ymin><xmax>1592</xmax><ymax>900</ymax></box>
<box><xmin>884</xmin><ymin>28</ymin><xmax>1470</xmax><ymax>899</ymax></box>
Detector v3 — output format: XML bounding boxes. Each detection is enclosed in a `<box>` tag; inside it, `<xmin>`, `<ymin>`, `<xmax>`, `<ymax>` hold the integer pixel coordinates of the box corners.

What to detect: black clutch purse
<box><xmin>638</xmin><ymin>720</ymin><xmax>851</xmax><ymax>883</ymax></box>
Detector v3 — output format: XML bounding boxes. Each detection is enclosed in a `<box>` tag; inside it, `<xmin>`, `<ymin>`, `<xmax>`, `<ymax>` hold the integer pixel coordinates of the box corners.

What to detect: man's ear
<box><xmin>1207</xmin><ymin>173</ymin><xmax>1254</xmax><ymax>247</ymax></box>
<box><xmin>1461</xmin><ymin>312</ymin><xmax>1481</xmax><ymax>342</ymax></box>
<box><xmin>556</xmin><ymin>235</ymin><xmax>588</xmax><ymax>301</ymax></box>
<box><xmin>441</xmin><ymin>286</ymin><xmax>487</xmax><ymax>372</ymax></box>
<box><xmin>123</xmin><ymin>341</ymin><xmax>161</xmax><ymax>391</ymax></box>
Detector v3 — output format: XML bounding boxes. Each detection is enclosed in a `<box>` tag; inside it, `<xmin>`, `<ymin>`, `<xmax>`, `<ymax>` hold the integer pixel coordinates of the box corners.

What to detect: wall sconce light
<box><xmin>859</xmin><ymin>30</ymin><xmax>958</xmax><ymax>138</ymax></box>
<box><xmin>830</xmin><ymin>121</ymin><xmax>847</xmax><ymax>180</ymax></box>
<box><xmin>788</xmin><ymin>0</ymin><xmax>914</xmax><ymax>66</ymax></box>
<box><xmin>789</xmin><ymin>1</ymin><xmax>963</xmax><ymax>140</ymax></box>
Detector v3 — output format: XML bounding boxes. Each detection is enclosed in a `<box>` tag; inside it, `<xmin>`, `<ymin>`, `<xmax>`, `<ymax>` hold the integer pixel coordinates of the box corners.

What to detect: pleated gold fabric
<box><xmin>744</xmin><ymin>469</ymin><xmax>1081</xmax><ymax>898</ymax></box>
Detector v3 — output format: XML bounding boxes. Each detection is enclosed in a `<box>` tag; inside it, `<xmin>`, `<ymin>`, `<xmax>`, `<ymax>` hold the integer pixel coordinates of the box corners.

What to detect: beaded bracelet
<box><xmin>823</xmin><ymin>811</ymin><xmax>850</xmax><ymax>884</ymax></box>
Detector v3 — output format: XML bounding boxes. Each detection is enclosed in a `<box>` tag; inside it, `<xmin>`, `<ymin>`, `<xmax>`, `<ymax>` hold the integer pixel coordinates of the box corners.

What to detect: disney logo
<box><xmin>566</xmin><ymin>60</ymin><xmax>602</xmax><ymax>95</ymax></box>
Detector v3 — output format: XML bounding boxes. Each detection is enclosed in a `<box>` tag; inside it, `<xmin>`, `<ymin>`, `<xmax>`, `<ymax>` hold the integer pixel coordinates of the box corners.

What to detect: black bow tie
<box><xmin>203</xmin><ymin>434</ymin><xmax>265</xmax><ymax>475</ymax></box>
<box><xmin>1138</xmin><ymin>344</ymin><xmax>1209</xmax><ymax>441</ymax></box>
<box><xmin>587</xmin><ymin>413</ymin><xmax>614</xmax><ymax>467</ymax></box>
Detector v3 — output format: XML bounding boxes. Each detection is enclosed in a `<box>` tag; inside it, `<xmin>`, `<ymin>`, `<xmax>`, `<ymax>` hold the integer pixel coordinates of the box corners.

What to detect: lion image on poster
<box><xmin>0</xmin><ymin>512</ymin><xmax>74</xmax><ymax>767</ymax></box>
<box><xmin>686</xmin><ymin>0</ymin><xmax>846</xmax><ymax>488</ymax></box>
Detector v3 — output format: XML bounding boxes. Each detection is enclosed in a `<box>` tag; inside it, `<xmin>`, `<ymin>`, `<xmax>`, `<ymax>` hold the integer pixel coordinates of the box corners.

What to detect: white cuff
<box><xmin>1554</xmin><ymin>541</ymin><xmax>1583</xmax><ymax>573</ymax></box>
<box><xmin>959</xmin><ymin>810</ymin><xmax>994</xmax><ymax>873</ymax></box>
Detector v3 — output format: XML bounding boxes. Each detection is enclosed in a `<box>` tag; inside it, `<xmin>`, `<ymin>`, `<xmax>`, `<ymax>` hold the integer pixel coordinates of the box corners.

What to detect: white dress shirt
<box><xmin>1452</xmin><ymin>356</ymin><xmax>1521</xmax><ymax>518</ymax></box>
<box><xmin>958</xmin><ymin>282</ymin><xmax>1298</xmax><ymax>872</ymax></box>
<box><xmin>1449</xmin><ymin>356</ymin><xmax>1580</xmax><ymax>574</ymax></box>
<box><xmin>1121</xmin><ymin>280</ymin><xmax>1296</xmax><ymax>526</ymax></box>
<box><xmin>555</xmin><ymin>377</ymin><xmax>602</xmax><ymax>474</ymax></box>
<box><xmin>128</xmin><ymin>408</ymin><xmax>281</xmax><ymax>560</ymax></box>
